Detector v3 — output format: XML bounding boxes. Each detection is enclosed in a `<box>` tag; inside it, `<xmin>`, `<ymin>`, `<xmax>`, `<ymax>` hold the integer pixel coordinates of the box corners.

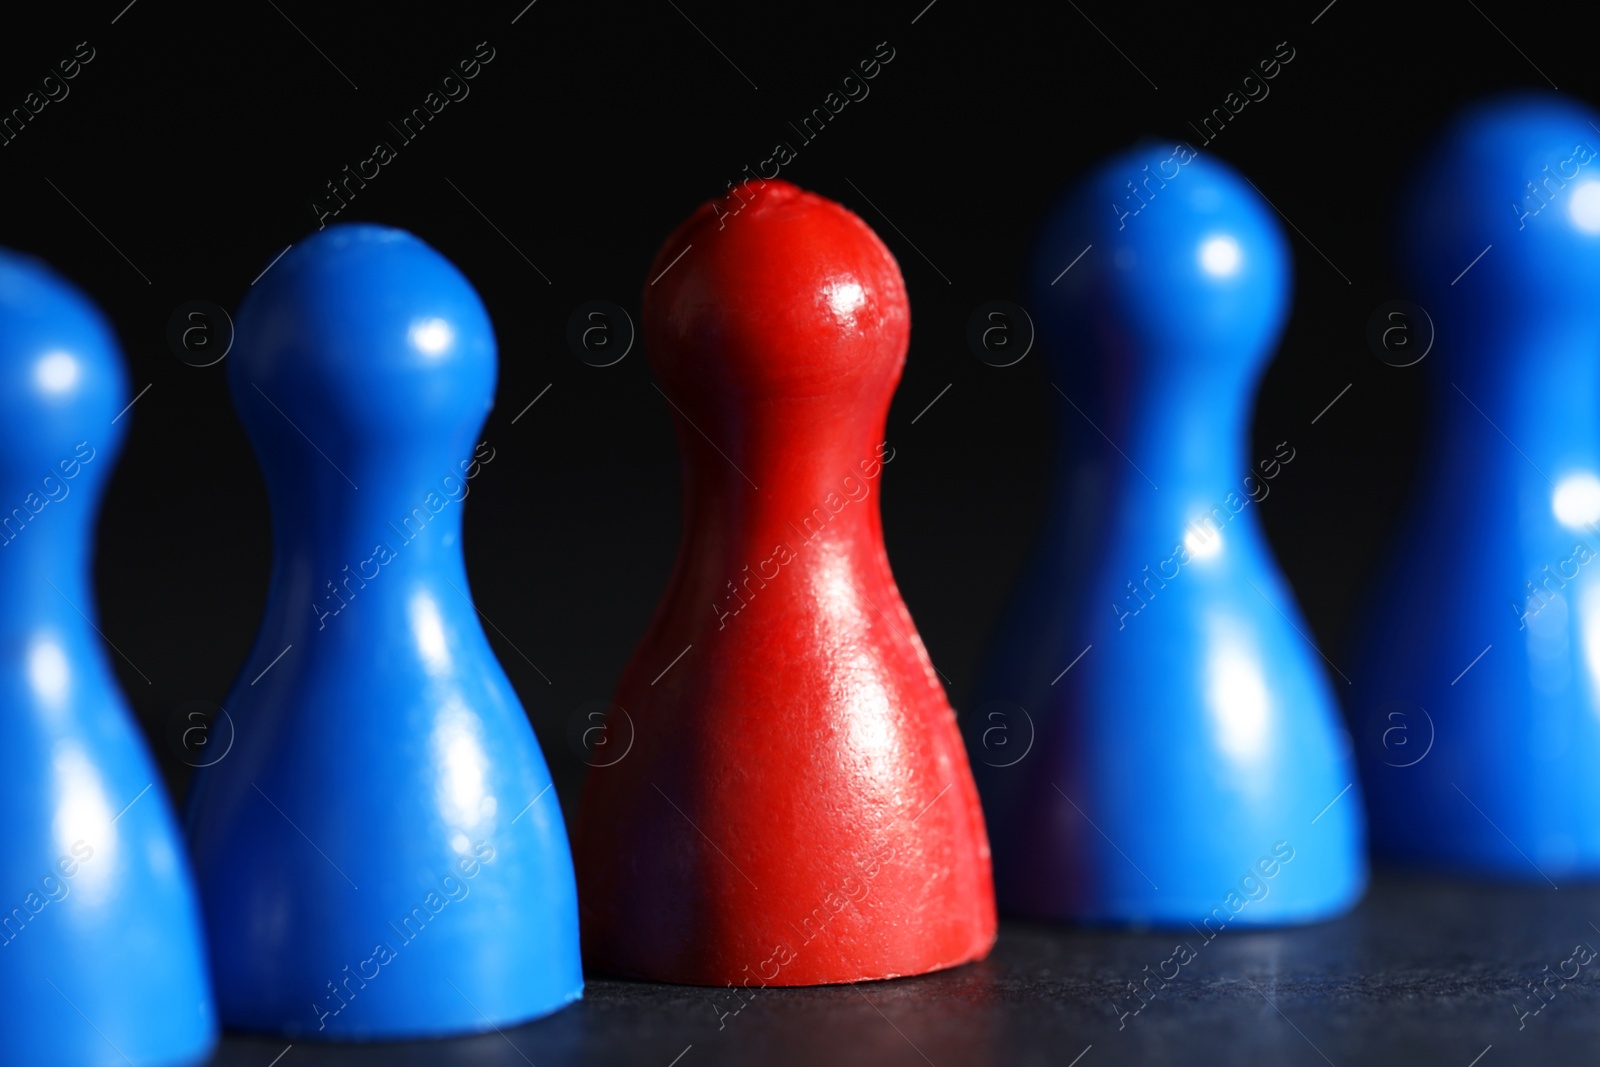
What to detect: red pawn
<box><xmin>576</xmin><ymin>180</ymin><xmax>996</xmax><ymax>986</ymax></box>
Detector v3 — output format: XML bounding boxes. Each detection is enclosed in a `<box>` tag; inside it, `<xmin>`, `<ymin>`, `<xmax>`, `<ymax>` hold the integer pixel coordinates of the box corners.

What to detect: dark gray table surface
<box><xmin>206</xmin><ymin>872</ymin><xmax>1591</xmax><ymax>1067</ymax></box>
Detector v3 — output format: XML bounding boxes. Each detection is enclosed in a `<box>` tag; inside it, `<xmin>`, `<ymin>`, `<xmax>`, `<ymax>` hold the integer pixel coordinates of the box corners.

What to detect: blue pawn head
<box><xmin>190</xmin><ymin>225</ymin><xmax>581</xmax><ymax>1038</ymax></box>
<box><xmin>0</xmin><ymin>250</ymin><xmax>216</xmax><ymax>1065</ymax></box>
<box><xmin>1037</xmin><ymin>141</ymin><xmax>1290</xmax><ymax>400</ymax></box>
<box><xmin>972</xmin><ymin>145</ymin><xmax>1364</xmax><ymax>928</ymax></box>
<box><xmin>1404</xmin><ymin>93</ymin><xmax>1600</xmax><ymax>334</ymax></box>
<box><xmin>231</xmin><ymin>224</ymin><xmax>497</xmax><ymax>497</ymax></box>
<box><xmin>0</xmin><ymin>250</ymin><xmax>127</xmax><ymax>509</ymax></box>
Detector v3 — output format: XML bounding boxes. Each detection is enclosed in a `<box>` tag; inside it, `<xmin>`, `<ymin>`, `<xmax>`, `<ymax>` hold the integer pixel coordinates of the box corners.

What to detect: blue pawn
<box><xmin>0</xmin><ymin>250</ymin><xmax>216</xmax><ymax>1065</ymax></box>
<box><xmin>970</xmin><ymin>145</ymin><xmax>1366</xmax><ymax>926</ymax></box>
<box><xmin>186</xmin><ymin>225</ymin><xmax>582</xmax><ymax>1037</ymax></box>
<box><xmin>1354</xmin><ymin>94</ymin><xmax>1600</xmax><ymax>879</ymax></box>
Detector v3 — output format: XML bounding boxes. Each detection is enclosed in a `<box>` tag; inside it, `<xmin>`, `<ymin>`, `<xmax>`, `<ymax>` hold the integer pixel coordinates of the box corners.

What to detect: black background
<box><xmin>0</xmin><ymin>0</ymin><xmax>1487</xmax><ymax>816</ymax></box>
<box><xmin>4</xmin><ymin>1</ymin><xmax>1595</xmax><ymax>1063</ymax></box>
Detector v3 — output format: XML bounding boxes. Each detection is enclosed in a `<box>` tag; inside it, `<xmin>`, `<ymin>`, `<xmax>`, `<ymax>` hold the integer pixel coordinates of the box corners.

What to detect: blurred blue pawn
<box><xmin>0</xmin><ymin>250</ymin><xmax>216</xmax><ymax>1065</ymax></box>
<box><xmin>186</xmin><ymin>225</ymin><xmax>581</xmax><ymax>1037</ymax></box>
<box><xmin>1355</xmin><ymin>94</ymin><xmax>1600</xmax><ymax>879</ymax></box>
<box><xmin>969</xmin><ymin>145</ymin><xmax>1366</xmax><ymax>926</ymax></box>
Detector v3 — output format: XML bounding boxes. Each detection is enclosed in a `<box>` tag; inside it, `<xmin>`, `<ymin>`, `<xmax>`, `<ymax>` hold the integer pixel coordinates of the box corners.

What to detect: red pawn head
<box><xmin>644</xmin><ymin>179</ymin><xmax>910</xmax><ymax>403</ymax></box>
<box><xmin>576</xmin><ymin>180</ymin><xmax>996</xmax><ymax>986</ymax></box>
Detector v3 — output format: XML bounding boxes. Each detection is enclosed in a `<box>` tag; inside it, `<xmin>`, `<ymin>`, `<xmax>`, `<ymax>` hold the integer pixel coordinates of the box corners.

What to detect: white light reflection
<box><xmin>1184</xmin><ymin>527</ymin><xmax>1224</xmax><ymax>561</ymax></box>
<box><xmin>1204</xmin><ymin>617</ymin><xmax>1271</xmax><ymax>765</ymax></box>
<box><xmin>1552</xmin><ymin>473</ymin><xmax>1600</xmax><ymax>529</ymax></box>
<box><xmin>410</xmin><ymin>318</ymin><xmax>454</xmax><ymax>357</ymax></box>
<box><xmin>410</xmin><ymin>591</ymin><xmax>451</xmax><ymax>676</ymax></box>
<box><xmin>824</xmin><ymin>281</ymin><xmax>865</xmax><ymax>326</ymax></box>
<box><xmin>1580</xmin><ymin>586</ymin><xmax>1600</xmax><ymax>710</ymax></box>
<box><xmin>52</xmin><ymin>743</ymin><xmax>115</xmax><ymax>905</ymax></box>
<box><xmin>1569</xmin><ymin>181</ymin><xmax>1600</xmax><ymax>234</ymax></box>
<box><xmin>1199</xmin><ymin>236</ymin><xmax>1241</xmax><ymax>277</ymax></box>
<box><xmin>36</xmin><ymin>352</ymin><xmax>79</xmax><ymax>394</ymax></box>
<box><xmin>430</xmin><ymin>700</ymin><xmax>495</xmax><ymax>830</ymax></box>
<box><xmin>29</xmin><ymin>640</ymin><xmax>69</xmax><ymax>707</ymax></box>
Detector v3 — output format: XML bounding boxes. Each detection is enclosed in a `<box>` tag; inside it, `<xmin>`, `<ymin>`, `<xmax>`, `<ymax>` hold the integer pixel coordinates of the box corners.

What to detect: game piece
<box><xmin>0</xmin><ymin>249</ymin><xmax>216</xmax><ymax>1065</ymax></box>
<box><xmin>1354</xmin><ymin>94</ymin><xmax>1600</xmax><ymax>877</ymax></box>
<box><xmin>575</xmin><ymin>179</ymin><xmax>996</xmax><ymax>986</ymax></box>
<box><xmin>969</xmin><ymin>145</ymin><xmax>1366</xmax><ymax>925</ymax></box>
<box><xmin>185</xmin><ymin>225</ymin><xmax>581</xmax><ymax>1037</ymax></box>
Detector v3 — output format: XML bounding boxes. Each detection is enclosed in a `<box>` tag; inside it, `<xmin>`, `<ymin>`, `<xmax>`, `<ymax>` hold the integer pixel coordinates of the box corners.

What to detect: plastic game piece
<box><xmin>185</xmin><ymin>225</ymin><xmax>581</xmax><ymax>1037</ymax></box>
<box><xmin>575</xmin><ymin>179</ymin><xmax>996</xmax><ymax>986</ymax></box>
<box><xmin>0</xmin><ymin>248</ymin><xmax>217</xmax><ymax>1065</ymax></box>
<box><xmin>1355</xmin><ymin>94</ymin><xmax>1600</xmax><ymax>878</ymax></box>
<box><xmin>970</xmin><ymin>145</ymin><xmax>1366</xmax><ymax>925</ymax></box>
